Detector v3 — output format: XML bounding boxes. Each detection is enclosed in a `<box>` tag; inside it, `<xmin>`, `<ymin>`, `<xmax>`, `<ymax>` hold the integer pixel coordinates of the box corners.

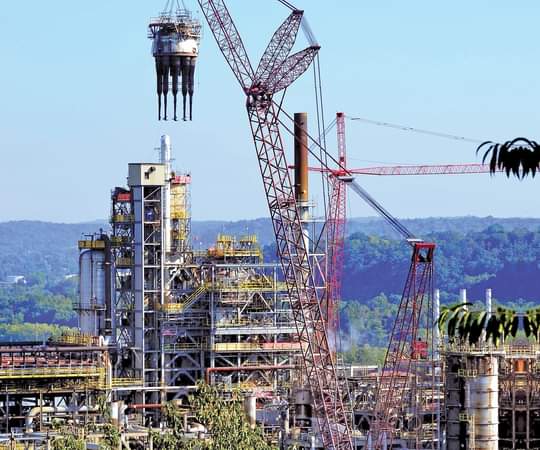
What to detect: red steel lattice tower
<box><xmin>197</xmin><ymin>1</ymin><xmax>353</xmax><ymax>448</ymax></box>
<box><xmin>370</xmin><ymin>242</ymin><xmax>436</xmax><ymax>450</ymax></box>
<box><xmin>326</xmin><ymin>112</ymin><xmax>348</xmax><ymax>347</ymax></box>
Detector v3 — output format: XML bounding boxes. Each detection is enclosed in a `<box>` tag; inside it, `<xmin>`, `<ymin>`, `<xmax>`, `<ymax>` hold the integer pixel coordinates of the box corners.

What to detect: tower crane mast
<box><xmin>326</xmin><ymin>112</ymin><xmax>348</xmax><ymax>346</ymax></box>
<box><xmin>197</xmin><ymin>1</ymin><xmax>353</xmax><ymax>448</ymax></box>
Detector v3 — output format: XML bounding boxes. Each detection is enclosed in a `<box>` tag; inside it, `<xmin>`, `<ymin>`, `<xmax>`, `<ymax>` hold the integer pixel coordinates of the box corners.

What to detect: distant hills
<box><xmin>1</xmin><ymin>216</ymin><xmax>540</xmax><ymax>287</ymax></box>
<box><xmin>2</xmin><ymin>217</ymin><xmax>540</xmax><ymax>345</ymax></box>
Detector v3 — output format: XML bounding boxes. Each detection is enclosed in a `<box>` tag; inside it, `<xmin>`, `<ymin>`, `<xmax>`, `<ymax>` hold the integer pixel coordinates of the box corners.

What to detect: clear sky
<box><xmin>1</xmin><ymin>1</ymin><xmax>539</xmax><ymax>223</ymax></box>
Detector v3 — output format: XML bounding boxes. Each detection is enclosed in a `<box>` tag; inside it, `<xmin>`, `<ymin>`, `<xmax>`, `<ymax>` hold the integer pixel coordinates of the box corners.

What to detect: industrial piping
<box><xmin>205</xmin><ymin>365</ymin><xmax>295</xmax><ymax>384</ymax></box>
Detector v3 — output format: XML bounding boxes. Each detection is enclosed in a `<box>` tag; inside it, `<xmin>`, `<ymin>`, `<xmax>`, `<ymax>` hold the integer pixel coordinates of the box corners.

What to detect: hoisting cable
<box><xmin>312</xmin><ymin>55</ymin><xmax>330</xmax><ymax>238</ymax></box>
<box><xmin>276</xmin><ymin>105</ymin><xmax>419</xmax><ymax>244</ymax></box>
<box><xmin>348</xmin><ymin>116</ymin><xmax>486</xmax><ymax>145</ymax></box>
<box><xmin>347</xmin><ymin>180</ymin><xmax>416</xmax><ymax>241</ymax></box>
<box><xmin>277</xmin><ymin>0</ymin><xmax>298</xmax><ymax>11</ymax></box>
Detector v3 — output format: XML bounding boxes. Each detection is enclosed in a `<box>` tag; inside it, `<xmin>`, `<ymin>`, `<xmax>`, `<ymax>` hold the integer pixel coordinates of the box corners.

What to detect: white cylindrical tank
<box><xmin>79</xmin><ymin>250</ymin><xmax>106</xmax><ymax>335</ymax></box>
<box><xmin>469</xmin><ymin>357</ymin><xmax>498</xmax><ymax>450</ymax></box>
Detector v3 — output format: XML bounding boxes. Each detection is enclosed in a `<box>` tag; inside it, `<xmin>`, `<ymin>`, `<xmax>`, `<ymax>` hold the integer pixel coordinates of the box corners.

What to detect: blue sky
<box><xmin>1</xmin><ymin>1</ymin><xmax>539</xmax><ymax>222</ymax></box>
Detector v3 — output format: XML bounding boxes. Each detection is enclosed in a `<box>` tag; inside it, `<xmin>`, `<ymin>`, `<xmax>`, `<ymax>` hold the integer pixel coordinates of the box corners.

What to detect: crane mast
<box><xmin>197</xmin><ymin>1</ymin><xmax>354</xmax><ymax>448</ymax></box>
<box><xmin>326</xmin><ymin>112</ymin><xmax>348</xmax><ymax>348</ymax></box>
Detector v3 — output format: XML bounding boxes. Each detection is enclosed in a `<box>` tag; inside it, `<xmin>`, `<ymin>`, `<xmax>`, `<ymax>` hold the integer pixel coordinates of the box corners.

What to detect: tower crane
<box><xmin>315</xmin><ymin>115</ymin><xmax>493</xmax><ymax>354</ymax></box>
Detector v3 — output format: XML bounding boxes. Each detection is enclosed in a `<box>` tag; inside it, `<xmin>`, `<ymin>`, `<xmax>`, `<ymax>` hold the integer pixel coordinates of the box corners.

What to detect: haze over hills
<box><xmin>2</xmin><ymin>216</ymin><xmax>540</xmax><ymax>299</ymax></box>
<box><xmin>2</xmin><ymin>217</ymin><xmax>540</xmax><ymax>345</ymax></box>
<box><xmin>2</xmin><ymin>217</ymin><xmax>540</xmax><ymax>282</ymax></box>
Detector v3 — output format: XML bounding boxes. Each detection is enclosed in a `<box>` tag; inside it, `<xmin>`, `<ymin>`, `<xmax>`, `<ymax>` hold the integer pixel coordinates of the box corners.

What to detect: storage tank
<box><xmin>469</xmin><ymin>356</ymin><xmax>498</xmax><ymax>450</ymax></box>
<box><xmin>79</xmin><ymin>249</ymin><xmax>106</xmax><ymax>335</ymax></box>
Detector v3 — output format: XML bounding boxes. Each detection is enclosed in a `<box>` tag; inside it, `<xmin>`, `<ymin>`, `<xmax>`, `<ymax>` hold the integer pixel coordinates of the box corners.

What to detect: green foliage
<box><xmin>0</xmin><ymin>276</ymin><xmax>77</xmax><ymax>341</ymax></box>
<box><xmin>342</xmin><ymin>225</ymin><xmax>540</xmax><ymax>301</ymax></box>
<box><xmin>477</xmin><ymin>138</ymin><xmax>540</xmax><ymax>178</ymax></box>
<box><xmin>152</xmin><ymin>382</ymin><xmax>277</xmax><ymax>450</ymax></box>
<box><xmin>101</xmin><ymin>423</ymin><xmax>121</xmax><ymax>450</ymax></box>
<box><xmin>50</xmin><ymin>435</ymin><xmax>86</xmax><ymax>450</ymax></box>
<box><xmin>341</xmin><ymin>343</ymin><xmax>386</xmax><ymax>366</ymax></box>
<box><xmin>437</xmin><ymin>303</ymin><xmax>527</xmax><ymax>346</ymax></box>
<box><xmin>0</xmin><ymin>322</ymin><xmax>76</xmax><ymax>342</ymax></box>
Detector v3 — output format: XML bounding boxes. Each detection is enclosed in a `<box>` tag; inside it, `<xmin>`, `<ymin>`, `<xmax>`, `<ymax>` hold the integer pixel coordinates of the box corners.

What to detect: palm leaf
<box><xmin>524</xmin><ymin>314</ymin><xmax>532</xmax><ymax>337</ymax></box>
<box><xmin>486</xmin><ymin>315</ymin><xmax>501</xmax><ymax>346</ymax></box>
<box><xmin>510</xmin><ymin>314</ymin><xmax>519</xmax><ymax>337</ymax></box>
<box><xmin>468</xmin><ymin>312</ymin><xmax>487</xmax><ymax>345</ymax></box>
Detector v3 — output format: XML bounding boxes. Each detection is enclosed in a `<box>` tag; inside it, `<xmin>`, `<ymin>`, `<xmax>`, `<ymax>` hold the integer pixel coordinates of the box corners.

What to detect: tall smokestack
<box><xmin>294</xmin><ymin>112</ymin><xmax>309</xmax><ymax>210</ymax></box>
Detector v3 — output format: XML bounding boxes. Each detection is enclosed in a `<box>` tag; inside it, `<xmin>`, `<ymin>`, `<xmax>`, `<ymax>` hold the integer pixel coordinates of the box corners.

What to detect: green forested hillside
<box><xmin>0</xmin><ymin>275</ymin><xmax>77</xmax><ymax>341</ymax></box>
<box><xmin>0</xmin><ymin>221</ymin><xmax>106</xmax><ymax>282</ymax></box>
<box><xmin>2</xmin><ymin>218</ymin><xmax>540</xmax><ymax>358</ymax></box>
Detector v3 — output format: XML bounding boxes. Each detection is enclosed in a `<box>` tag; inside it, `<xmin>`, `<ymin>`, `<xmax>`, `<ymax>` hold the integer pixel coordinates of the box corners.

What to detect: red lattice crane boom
<box><xmin>197</xmin><ymin>1</ymin><xmax>353</xmax><ymax>448</ymax></box>
<box><xmin>369</xmin><ymin>242</ymin><xmax>436</xmax><ymax>450</ymax></box>
<box><xmin>309</xmin><ymin>162</ymin><xmax>497</xmax><ymax>176</ymax></box>
<box><xmin>326</xmin><ymin>112</ymin><xmax>348</xmax><ymax>347</ymax></box>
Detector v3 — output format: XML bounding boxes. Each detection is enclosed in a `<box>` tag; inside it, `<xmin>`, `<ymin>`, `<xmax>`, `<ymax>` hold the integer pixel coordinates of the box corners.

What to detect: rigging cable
<box><xmin>348</xmin><ymin>116</ymin><xmax>486</xmax><ymax>144</ymax></box>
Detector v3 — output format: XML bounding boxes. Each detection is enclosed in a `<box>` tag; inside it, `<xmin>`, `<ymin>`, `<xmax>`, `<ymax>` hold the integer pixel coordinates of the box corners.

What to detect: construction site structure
<box><xmin>441</xmin><ymin>289</ymin><xmax>540</xmax><ymax>450</ymax></box>
<box><xmin>148</xmin><ymin>1</ymin><xmax>201</xmax><ymax>121</ymax></box>
<box><xmin>75</xmin><ymin>135</ymin><xmax>313</xmax><ymax>445</ymax></box>
<box><xmin>0</xmin><ymin>337</ymin><xmax>112</xmax><ymax>448</ymax></box>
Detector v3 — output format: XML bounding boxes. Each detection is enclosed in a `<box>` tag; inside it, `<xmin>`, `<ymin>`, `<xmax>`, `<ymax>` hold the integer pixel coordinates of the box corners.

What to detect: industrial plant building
<box><xmin>0</xmin><ymin>135</ymin><xmax>538</xmax><ymax>450</ymax></box>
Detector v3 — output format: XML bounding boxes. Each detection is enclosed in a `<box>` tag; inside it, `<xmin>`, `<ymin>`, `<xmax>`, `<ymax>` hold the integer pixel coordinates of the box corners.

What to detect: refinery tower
<box><xmin>76</xmin><ymin>135</ymin><xmax>302</xmax><ymax>435</ymax></box>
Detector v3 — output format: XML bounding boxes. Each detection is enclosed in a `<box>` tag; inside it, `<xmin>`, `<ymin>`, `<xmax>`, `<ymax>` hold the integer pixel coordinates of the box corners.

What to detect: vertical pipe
<box><xmin>161</xmin><ymin>56</ymin><xmax>171</xmax><ymax>120</ymax></box>
<box><xmin>294</xmin><ymin>112</ymin><xmax>309</xmax><ymax>208</ymax></box>
<box><xmin>485</xmin><ymin>289</ymin><xmax>492</xmax><ymax>315</ymax></box>
<box><xmin>434</xmin><ymin>289</ymin><xmax>442</xmax><ymax>450</ymax></box>
<box><xmin>244</xmin><ymin>395</ymin><xmax>257</xmax><ymax>429</ymax></box>
<box><xmin>181</xmin><ymin>56</ymin><xmax>189</xmax><ymax>121</ymax></box>
<box><xmin>160</xmin><ymin>135</ymin><xmax>172</xmax><ymax>255</ymax></box>
<box><xmin>294</xmin><ymin>112</ymin><xmax>310</xmax><ymax>258</ymax></box>
<box><xmin>434</xmin><ymin>289</ymin><xmax>440</xmax><ymax>359</ymax></box>
<box><xmin>104</xmin><ymin>235</ymin><xmax>112</xmax><ymax>334</ymax></box>
<box><xmin>188</xmin><ymin>57</ymin><xmax>196</xmax><ymax>121</ymax></box>
<box><xmin>155</xmin><ymin>59</ymin><xmax>163</xmax><ymax>120</ymax></box>
<box><xmin>460</xmin><ymin>289</ymin><xmax>467</xmax><ymax>309</ymax></box>
<box><xmin>5</xmin><ymin>393</ymin><xmax>8</xmax><ymax>433</ymax></box>
<box><xmin>171</xmin><ymin>57</ymin><xmax>181</xmax><ymax>121</ymax></box>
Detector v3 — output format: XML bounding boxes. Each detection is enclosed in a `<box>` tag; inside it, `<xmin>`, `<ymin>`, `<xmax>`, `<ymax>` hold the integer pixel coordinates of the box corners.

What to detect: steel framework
<box><xmin>371</xmin><ymin>242</ymin><xmax>436</xmax><ymax>450</ymax></box>
<box><xmin>197</xmin><ymin>1</ymin><xmax>353</xmax><ymax>447</ymax></box>
<box><xmin>309</xmin><ymin>162</ymin><xmax>498</xmax><ymax>176</ymax></box>
<box><xmin>326</xmin><ymin>112</ymin><xmax>348</xmax><ymax>347</ymax></box>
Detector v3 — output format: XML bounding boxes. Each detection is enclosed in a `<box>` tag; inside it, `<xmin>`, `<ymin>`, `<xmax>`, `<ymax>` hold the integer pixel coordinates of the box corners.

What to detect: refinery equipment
<box><xmin>148</xmin><ymin>1</ymin><xmax>201</xmax><ymax>121</ymax></box>
<box><xmin>73</xmin><ymin>135</ymin><xmax>304</xmax><ymax>446</ymax></box>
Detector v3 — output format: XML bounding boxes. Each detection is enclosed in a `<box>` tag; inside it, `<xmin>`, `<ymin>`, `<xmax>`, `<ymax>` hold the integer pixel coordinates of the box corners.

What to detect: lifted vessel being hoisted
<box><xmin>148</xmin><ymin>1</ymin><xmax>201</xmax><ymax>122</ymax></box>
